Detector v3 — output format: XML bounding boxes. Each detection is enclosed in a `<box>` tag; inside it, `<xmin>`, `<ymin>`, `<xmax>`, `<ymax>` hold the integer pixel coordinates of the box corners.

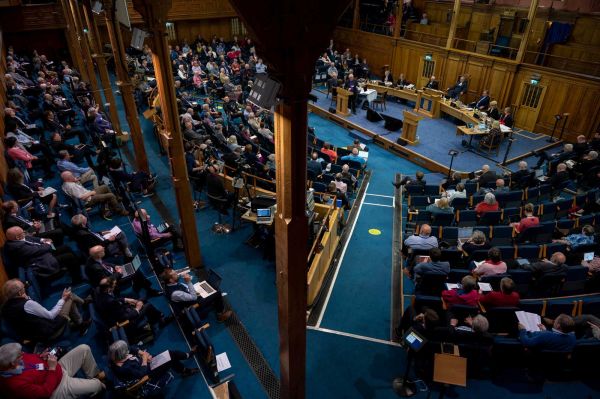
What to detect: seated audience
<box><xmin>61</xmin><ymin>171</ymin><xmax>129</xmax><ymax>218</ymax></box>
<box><xmin>404</xmin><ymin>224</ymin><xmax>438</xmax><ymax>252</ymax></box>
<box><xmin>6</xmin><ymin>168</ymin><xmax>57</xmax><ymax>219</ymax></box>
<box><xmin>340</xmin><ymin>148</ymin><xmax>366</xmax><ymax>168</ymax></box>
<box><xmin>553</xmin><ymin>225</ymin><xmax>595</xmax><ymax>250</ymax></box>
<box><xmin>511</xmin><ymin>203</ymin><xmax>539</xmax><ymax>234</ymax></box>
<box><xmin>426</xmin><ymin>197</ymin><xmax>454</xmax><ymax>215</ymax></box>
<box><xmin>522</xmin><ymin>252</ymin><xmax>567</xmax><ymax>278</ymax></box>
<box><xmin>108</xmin><ymin>158</ymin><xmax>156</xmax><ymax>196</ymax></box>
<box><xmin>1</xmin><ymin>200</ymin><xmax>63</xmax><ymax>244</ymax></box>
<box><xmin>547</xmin><ymin>162</ymin><xmax>570</xmax><ymax>190</ymax></box>
<box><xmin>413</xmin><ymin>248</ymin><xmax>450</xmax><ymax>281</ymax></box>
<box><xmin>519</xmin><ymin>314</ymin><xmax>576</xmax><ymax>351</ymax></box>
<box><xmin>459</xmin><ymin>230</ymin><xmax>491</xmax><ymax>257</ymax></box>
<box><xmin>442</xmin><ymin>275</ymin><xmax>479</xmax><ymax>306</ymax></box>
<box><xmin>393</xmin><ymin>170</ymin><xmax>426</xmax><ymax>189</ymax></box>
<box><xmin>307</xmin><ymin>152</ymin><xmax>324</xmax><ymax>177</ymax></box>
<box><xmin>474</xmin><ymin>164</ymin><xmax>498</xmax><ymax>187</ymax></box>
<box><xmin>510</xmin><ymin>160</ymin><xmax>532</xmax><ymax>189</ymax></box>
<box><xmin>475</xmin><ymin>192</ymin><xmax>499</xmax><ymax>216</ymax></box>
<box><xmin>132</xmin><ymin>208</ymin><xmax>183</xmax><ymax>251</ymax></box>
<box><xmin>0</xmin><ymin>343</ymin><xmax>105</xmax><ymax>399</ymax></box>
<box><xmin>56</xmin><ymin>150</ymin><xmax>99</xmax><ymax>188</ymax></box>
<box><xmin>71</xmin><ymin>214</ymin><xmax>133</xmax><ymax>259</ymax></box>
<box><xmin>478</xmin><ymin>277</ymin><xmax>520</xmax><ymax>308</ymax></box>
<box><xmin>472</xmin><ymin>247</ymin><xmax>507</xmax><ymax>277</ymax></box>
<box><xmin>321</xmin><ymin>142</ymin><xmax>338</xmax><ymax>162</ymax></box>
<box><xmin>447</xmin><ymin>183</ymin><xmax>466</xmax><ymax>205</ymax></box>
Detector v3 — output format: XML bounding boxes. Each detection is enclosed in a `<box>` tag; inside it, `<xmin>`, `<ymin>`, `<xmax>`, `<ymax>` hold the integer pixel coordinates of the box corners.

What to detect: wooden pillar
<box><xmin>446</xmin><ymin>0</ymin><xmax>461</xmax><ymax>49</ymax></box>
<box><xmin>68</xmin><ymin>0</ymin><xmax>103</xmax><ymax>107</ymax></box>
<box><xmin>82</xmin><ymin>0</ymin><xmax>122</xmax><ymax>132</ymax></box>
<box><xmin>352</xmin><ymin>0</ymin><xmax>360</xmax><ymax>30</ymax></box>
<box><xmin>394</xmin><ymin>1</ymin><xmax>403</xmax><ymax>38</ymax></box>
<box><xmin>131</xmin><ymin>0</ymin><xmax>202</xmax><ymax>269</ymax></box>
<box><xmin>60</xmin><ymin>0</ymin><xmax>88</xmax><ymax>82</ymax></box>
<box><xmin>103</xmin><ymin>1</ymin><xmax>150</xmax><ymax>173</ymax></box>
<box><xmin>516</xmin><ymin>0</ymin><xmax>540</xmax><ymax>63</ymax></box>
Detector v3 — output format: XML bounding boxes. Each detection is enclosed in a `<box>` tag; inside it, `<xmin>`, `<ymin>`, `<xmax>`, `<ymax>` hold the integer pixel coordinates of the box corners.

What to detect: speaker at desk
<box><xmin>366</xmin><ymin>107</ymin><xmax>384</xmax><ymax>122</ymax></box>
<box><xmin>382</xmin><ymin>114</ymin><xmax>404</xmax><ymax>132</ymax></box>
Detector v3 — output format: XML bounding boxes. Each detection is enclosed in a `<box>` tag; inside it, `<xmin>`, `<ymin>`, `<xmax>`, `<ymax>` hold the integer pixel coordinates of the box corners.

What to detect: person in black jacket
<box><xmin>94</xmin><ymin>277</ymin><xmax>172</xmax><ymax>336</ymax></box>
<box><xmin>548</xmin><ymin>163</ymin><xmax>571</xmax><ymax>189</ymax></box>
<box><xmin>1</xmin><ymin>200</ymin><xmax>63</xmax><ymax>245</ymax></box>
<box><xmin>499</xmin><ymin>107</ymin><xmax>514</xmax><ymax>129</ymax></box>
<box><xmin>108</xmin><ymin>158</ymin><xmax>156</xmax><ymax>195</ymax></box>
<box><xmin>424</xmin><ymin>75</ymin><xmax>439</xmax><ymax>90</ymax></box>
<box><xmin>4</xmin><ymin>226</ymin><xmax>80</xmax><ymax>281</ymax></box>
<box><xmin>71</xmin><ymin>214</ymin><xmax>133</xmax><ymax>259</ymax></box>
<box><xmin>85</xmin><ymin>245</ymin><xmax>159</xmax><ymax>296</ymax></box>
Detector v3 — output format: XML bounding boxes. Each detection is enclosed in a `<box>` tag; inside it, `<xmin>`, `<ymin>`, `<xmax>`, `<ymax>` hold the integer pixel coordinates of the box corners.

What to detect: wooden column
<box><xmin>131</xmin><ymin>0</ymin><xmax>202</xmax><ymax>269</ymax></box>
<box><xmin>68</xmin><ymin>0</ymin><xmax>103</xmax><ymax>106</ymax></box>
<box><xmin>446</xmin><ymin>0</ymin><xmax>461</xmax><ymax>49</ymax></box>
<box><xmin>352</xmin><ymin>0</ymin><xmax>360</xmax><ymax>30</ymax></box>
<box><xmin>394</xmin><ymin>1</ymin><xmax>403</xmax><ymax>38</ymax></box>
<box><xmin>516</xmin><ymin>0</ymin><xmax>540</xmax><ymax>63</ymax></box>
<box><xmin>227</xmin><ymin>1</ymin><xmax>351</xmax><ymax>397</ymax></box>
<box><xmin>82</xmin><ymin>0</ymin><xmax>122</xmax><ymax>133</ymax></box>
<box><xmin>103</xmin><ymin>0</ymin><xmax>149</xmax><ymax>173</ymax></box>
<box><xmin>60</xmin><ymin>0</ymin><xmax>88</xmax><ymax>82</ymax></box>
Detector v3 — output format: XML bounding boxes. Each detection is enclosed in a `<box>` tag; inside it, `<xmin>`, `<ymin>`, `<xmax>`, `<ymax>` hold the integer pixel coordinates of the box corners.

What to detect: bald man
<box><xmin>3</xmin><ymin>226</ymin><xmax>81</xmax><ymax>282</ymax></box>
<box><xmin>523</xmin><ymin>252</ymin><xmax>568</xmax><ymax>278</ymax></box>
<box><xmin>85</xmin><ymin>245</ymin><xmax>160</xmax><ymax>296</ymax></box>
<box><xmin>61</xmin><ymin>171</ymin><xmax>128</xmax><ymax>219</ymax></box>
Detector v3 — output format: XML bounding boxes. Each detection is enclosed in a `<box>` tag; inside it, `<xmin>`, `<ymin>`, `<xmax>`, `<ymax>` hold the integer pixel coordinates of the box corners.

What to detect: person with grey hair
<box><xmin>1</xmin><ymin>279</ymin><xmax>90</xmax><ymax>340</ymax></box>
<box><xmin>474</xmin><ymin>164</ymin><xmax>498</xmax><ymax>187</ymax></box>
<box><xmin>71</xmin><ymin>214</ymin><xmax>133</xmax><ymax>259</ymax></box>
<box><xmin>509</xmin><ymin>160</ymin><xmax>532</xmax><ymax>189</ymax></box>
<box><xmin>548</xmin><ymin>162</ymin><xmax>571</xmax><ymax>190</ymax></box>
<box><xmin>475</xmin><ymin>192</ymin><xmax>499</xmax><ymax>216</ymax></box>
<box><xmin>533</xmin><ymin>142</ymin><xmax>575</xmax><ymax>170</ymax></box>
<box><xmin>459</xmin><ymin>229</ymin><xmax>491</xmax><ymax>257</ymax></box>
<box><xmin>108</xmin><ymin>340</ymin><xmax>198</xmax><ymax>390</ymax></box>
<box><xmin>446</xmin><ymin>315</ymin><xmax>493</xmax><ymax>346</ymax></box>
<box><xmin>0</xmin><ymin>343</ymin><xmax>104</xmax><ymax>398</ymax></box>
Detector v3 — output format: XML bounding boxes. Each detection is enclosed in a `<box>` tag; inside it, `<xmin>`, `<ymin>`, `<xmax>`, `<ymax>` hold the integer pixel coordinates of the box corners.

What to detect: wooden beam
<box><xmin>352</xmin><ymin>0</ymin><xmax>360</xmax><ymax>30</ymax></box>
<box><xmin>103</xmin><ymin>0</ymin><xmax>150</xmax><ymax>173</ymax></box>
<box><xmin>446</xmin><ymin>0</ymin><xmax>461</xmax><ymax>50</ymax></box>
<box><xmin>131</xmin><ymin>0</ymin><xmax>202</xmax><ymax>269</ymax></box>
<box><xmin>82</xmin><ymin>0</ymin><xmax>122</xmax><ymax>133</ymax></box>
<box><xmin>60</xmin><ymin>0</ymin><xmax>88</xmax><ymax>82</ymax></box>
<box><xmin>516</xmin><ymin>0</ymin><xmax>540</xmax><ymax>63</ymax></box>
<box><xmin>68</xmin><ymin>0</ymin><xmax>103</xmax><ymax>107</ymax></box>
<box><xmin>394</xmin><ymin>1</ymin><xmax>402</xmax><ymax>38</ymax></box>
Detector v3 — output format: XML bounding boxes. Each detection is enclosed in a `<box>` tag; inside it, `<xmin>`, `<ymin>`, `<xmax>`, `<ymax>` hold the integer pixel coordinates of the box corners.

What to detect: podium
<box><xmin>335</xmin><ymin>87</ymin><xmax>352</xmax><ymax>116</ymax></box>
<box><xmin>401</xmin><ymin>111</ymin><xmax>423</xmax><ymax>145</ymax></box>
<box><xmin>414</xmin><ymin>89</ymin><xmax>442</xmax><ymax>118</ymax></box>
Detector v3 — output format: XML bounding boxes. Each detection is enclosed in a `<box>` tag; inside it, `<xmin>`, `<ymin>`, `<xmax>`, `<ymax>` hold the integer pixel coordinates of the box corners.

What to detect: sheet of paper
<box><xmin>216</xmin><ymin>352</ymin><xmax>232</xmax><ymax>372</ymax></box>
<box><xmin>358</xmin><ymin>150</ymin><xmax>369</xmax><ymax>159</ymax></box>
<box><xmin>103</xmin><ymin>225</ymin><xmax>122</xmax><ymax>239</ymax></box>
<box><xmin>39</xmin><ymin>187</ymin><xmax>57</xmax><ymax>198</ymax></box>
<box><xmin>473</xmin><ymin>261</ymin><xmax>485</xmax><ymax>269</ymax></box>
<box><xmin>149</xmin><ymin>350</ymin><xmax>171</xmax><ymax>370</ymax></box>
<box><xmin>446</xmin><ymin>283</ymin><xmax>460</xmax><ymax>290</ymax></box>
<box><xmin>478</xmin><ymin>282</ymin><xmax>492</xmax><ymax>292</ymax></box>
<box><xmin>515</xmin><ymin>311</ymin><xmax>541</xmax><ymax>332</ymax></box>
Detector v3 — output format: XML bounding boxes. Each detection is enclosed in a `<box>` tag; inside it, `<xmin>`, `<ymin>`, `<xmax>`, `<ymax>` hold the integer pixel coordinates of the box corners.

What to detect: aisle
<box><xmin>309</xmin><ymin>114</ymin><xmax>427</xmax><ymax>341</ymax></box>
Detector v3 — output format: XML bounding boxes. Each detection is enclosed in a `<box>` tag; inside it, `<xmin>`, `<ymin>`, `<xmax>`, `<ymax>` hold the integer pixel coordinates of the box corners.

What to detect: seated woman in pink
<box><xmin>442</xmin><ymin>275</ymin><xmax>480</xmax><ymax>306</ymax></box>
<box><xmin>473</xmin><ymin>247</ymin><xmax>507</xmax><ymax>277</ymax></box>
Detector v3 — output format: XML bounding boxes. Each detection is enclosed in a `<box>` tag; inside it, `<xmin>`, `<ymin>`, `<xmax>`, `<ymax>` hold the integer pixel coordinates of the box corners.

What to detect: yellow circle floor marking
<box><xmin>368</xmin><ymin>229</ymin><xmax>382</xmax><ymax>236</ymax></box>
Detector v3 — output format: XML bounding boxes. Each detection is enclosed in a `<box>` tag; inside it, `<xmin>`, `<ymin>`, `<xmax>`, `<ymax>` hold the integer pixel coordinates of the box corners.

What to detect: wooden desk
<box><xmin>440</xmin><ymin>99</ymin><xmax>480</xmax><ymax>126</ymax></box>
<box><xmin>456</xmin><ymin>125</ymin><xmax>488</xmax><ymax>148</ymax></box>
<box><xmin>367</xmin><ymin>83</ymin><xmax>418</xmax><ymax>103</ymax></box>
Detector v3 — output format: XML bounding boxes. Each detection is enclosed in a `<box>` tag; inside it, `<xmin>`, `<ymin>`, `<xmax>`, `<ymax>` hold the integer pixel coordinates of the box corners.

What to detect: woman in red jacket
<box><xmin>442</xmin><ymin>275</ymin><xmax>480</xmax><ymax>306</ymax></box>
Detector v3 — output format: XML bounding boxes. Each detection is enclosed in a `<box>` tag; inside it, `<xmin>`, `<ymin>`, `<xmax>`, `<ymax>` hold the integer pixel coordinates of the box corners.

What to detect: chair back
<box><xmin>415</xmin><ymin>272</ymin><xmax>448</xmax><ymax>296</ymax></box>
<box><xmin>485</xmin><ymin>306</ymin><xmax>520</xmax><ymax>335</ymax></box>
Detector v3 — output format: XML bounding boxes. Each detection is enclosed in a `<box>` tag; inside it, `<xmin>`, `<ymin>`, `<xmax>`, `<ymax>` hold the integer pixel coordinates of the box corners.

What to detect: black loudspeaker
<box><xmin>308</xmin><ymin>93</ymin><xmax>318</xmax><ymax>103</ymax></box>
<box><xmin>360</xmin><ymin>99</ymin><xmax>369</xmax><ymax>110</ymax></box>
<box><xmin>382</xmin><ymin>114</ymin><xmax>404</xmax><ymax>132</ymax></box>
<box><xmin>366</xmin><ymin>107</ymin><xmax>384</xmax><ymax>122</ymax></box>
<box><xmin>328</xmin><ymin>107</ymin><xmax>336</xmax><ymax>114</ymax></box>
<box><xmin>396</xmin><ymin>137</ymin><xmax>408</xmax><ymax>146</ymax></box>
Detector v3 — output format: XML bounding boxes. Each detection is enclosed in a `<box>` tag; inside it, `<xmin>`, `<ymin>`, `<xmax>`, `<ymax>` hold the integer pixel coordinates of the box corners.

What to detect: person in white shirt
<box><xmin>61</xmin><ymin>171</ymin><xmax>128</xmax><ymax>218</ymax></box>
<box><xmin>255</xmin><ymin>59</ymin><xmax>267</xmax><ymax>74</ymax></box>
<box><xmin>447</xmin><ymin>183</ymin><xmax>467</xmax><ymax>205</ymax></box>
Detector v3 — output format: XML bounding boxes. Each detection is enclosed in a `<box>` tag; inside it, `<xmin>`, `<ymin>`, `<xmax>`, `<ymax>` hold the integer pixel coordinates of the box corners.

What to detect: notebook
<box><xmin>157</xmin><ymin>222</ymin><xmax>170</xmax><ymax>234</ymax></box>
<box><xmin>194</xmin><ymin>281</ymin><xmax>217</xmax><ymax>298</ymax></box>
<box><xmin>584</xmin><ymin>252</ymin><xmax>595</xmax><ymax>262</ymax></box>
<box><xmin>121</xmin><ymin>255</ymin><xmax>141</xmax><ymax>277</ymax></box>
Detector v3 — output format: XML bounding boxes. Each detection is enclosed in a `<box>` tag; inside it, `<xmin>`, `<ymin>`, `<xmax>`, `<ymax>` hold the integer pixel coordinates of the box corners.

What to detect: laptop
<box><xmin>193</xmin><ymin>280</ymin><xmax>217</xmax><ymax>298</ymax></box>
<box><xmin>121</xmin><ymin>255</ymin><xmax>142</xmax><ymax>277</ymax></box>
<box><xmin>457</xmin><ymin>227</ymin><xmax>473</xmax><ymax>245</ymax></box>
<box><xmin>157</xmin><ymin>222</ymin><xmax>170</xmax><ymax>234</ymax></box>
<box><xmin>256</xmin><ymin>208</ymin><xmax>274</xmax><ymax>225</ymax></box>
<box><xmin>584</xmin><ymin>252</ymin><xmax>595</xmax><ymax>262</ymax></box>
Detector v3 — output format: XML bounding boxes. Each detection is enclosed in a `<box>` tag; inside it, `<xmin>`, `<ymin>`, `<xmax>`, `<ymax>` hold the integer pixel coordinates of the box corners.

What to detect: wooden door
<box><xmin>418</xmin><ymin>57</ymin><xmax>436</xmax><ymax>88</ymax></box>
<box><xmin>514</xmin><ymin>81</ymin><xmax>546</xmax><ymax>132</ymax></box>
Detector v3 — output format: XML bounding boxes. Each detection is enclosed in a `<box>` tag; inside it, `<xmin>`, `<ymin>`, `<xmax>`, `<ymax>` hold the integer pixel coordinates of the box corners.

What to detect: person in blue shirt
<box><xmin>340</xmin><ymin>148</ymin><xmax>366</xmax><ymax>168</ymax></box>
<box><xmin>518</xmin><ymin>313</ymin><xmax>576</xmax><ymax>352</ymax></box>
<box><xmin>56</xmin><ymin>150</ymin><xmax>99</xmax><ymax>188</ymax></box>
<box><xmin>553</xmin><ymin>225</ymin><xmax>595</xmax><ymax>250</ymax></box>
<box><xmin>413</xmin><ymin>247</ymin><xmax>450</xmax><ymax>281</ymax></box>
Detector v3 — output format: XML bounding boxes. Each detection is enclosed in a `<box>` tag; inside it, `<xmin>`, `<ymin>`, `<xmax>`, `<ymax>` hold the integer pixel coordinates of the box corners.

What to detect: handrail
<box><xmin>523</xmin><ymin>50</ymin><xmax>600</xmax><ymax>77</ymax></box>
<box><xmin>451</xmin><ymin>37</ymin><xmax>518</xmax><ymax>60</ymax></box>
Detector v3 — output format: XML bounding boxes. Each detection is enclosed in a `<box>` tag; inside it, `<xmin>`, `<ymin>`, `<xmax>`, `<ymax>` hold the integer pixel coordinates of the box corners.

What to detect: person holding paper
<box><xmin>161</xmin><ymin>269</ymin><xmax>232</xmax><ymax>322</ymax></box>
<box><xmin>522</xmin><ymin>252</ymin><xmax>567</xmax><ymax>279</ymax></box>
<box><xmin>518</xmin><ymin>314</ymin><xmax>576</xmax><ymax>352</ymax></box>
<box><xmin>108</xmin><ymin>340</ymin><xmax>199</xmax><ymax>393</ymax></box>
<box><xmin>71</xmin><ymin>214</ymin><xmax>133</xmax><ymax>260</ymax></box>
<box><xmin>442</xmin><ymin>276</ymin><xmax>479</xmax><ymax>306</ymax></box>
<box><xmin>413</xmin><ymin>248</ymin><xmax>450</xmax><ymax>281</ymax></box>
<box><xmin>478</xmin><ymin>277</ymin><xmax>520</xmax><ymax>309</ymax></box>
<box><xmin>472</xmin><ymin>247</ymin><xmax>507</xmax><ymax>277</ymax></box>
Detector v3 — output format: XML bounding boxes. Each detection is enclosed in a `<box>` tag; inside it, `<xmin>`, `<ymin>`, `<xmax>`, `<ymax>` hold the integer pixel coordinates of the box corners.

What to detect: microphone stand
<box><xmin>393</xmin><ymin>348</ymin><xmax>416</xmax><ymax>397</ymax></box>
<box><xmin>501</xmin><ymin>137</ymin><xmax>515</xmax><ymax>166</ymax></box>
<box><xmin>558</xmin><ymin>113</ymin><xmax>569</xmax><ymax>141</ymax></box>
<box><xmin>547</xmin><ymin>115</ymin><xmax>561</xmax><ymax>143</ymax></box>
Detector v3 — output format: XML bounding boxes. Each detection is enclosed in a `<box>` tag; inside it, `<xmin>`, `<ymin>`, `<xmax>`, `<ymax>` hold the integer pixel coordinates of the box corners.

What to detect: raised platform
<box><xmin>309</xmin><ymin>88</ymin><xmax>562</xmax><ymax>176</ymax></box>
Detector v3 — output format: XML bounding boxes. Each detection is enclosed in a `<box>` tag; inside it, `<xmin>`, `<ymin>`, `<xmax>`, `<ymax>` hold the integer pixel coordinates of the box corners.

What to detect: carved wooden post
<box><xmin>446</xmin><ymin>0</ymin><xmax>461</xmax><ymax>49</ymax></box>
<box><xmin>60</xmin><ymin>0</ymin><xmax>88</xmax><ymax>82</ymax></box>
<box><xmin>516</xmin><ymin>0</ymin><xmax>540</xmax><ymax>63</ymax></box>
<box><xmin>81</xmin><ymin>0</ymin><xmax>122</xmax><ymax>132</ymax></box>
<box><xmin>103</xmin><ymin>0</ymin><xmax>149</xmax><ymax>172</ymax></box>
<box><xmin>131</xmin><ymin>0</ymin><xmax>202</xmax><ymax>269</ymax></box>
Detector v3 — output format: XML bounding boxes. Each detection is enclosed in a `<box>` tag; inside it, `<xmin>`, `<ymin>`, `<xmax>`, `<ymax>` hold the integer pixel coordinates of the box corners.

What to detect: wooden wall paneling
<box><xmin>174</xmin><ymin>18</ymin><xmax>233</xmax><ymax>43</ymax></box>
<box><xmin>333</xmin><ymin>28</ymin><xmax>394</xmax><ymax>76</ymax></box>
<box><xmin>0</xmin><ymin>3</ymin><xmax>66</xmax><ymax>31</ymax></box>
<box><xmin>126</xmin><ymin>0</ymin><xmax>237</xmax><ymax>24</ymax></box>
<box><xmin>3</xmin><ymin>29</ymin><xmax>70</xmax><ymax>62</ymax></box>
<box><xmin>464</xmin><ymin>59</ymin><xmax>488</xmax><ymax>103</ymax></box>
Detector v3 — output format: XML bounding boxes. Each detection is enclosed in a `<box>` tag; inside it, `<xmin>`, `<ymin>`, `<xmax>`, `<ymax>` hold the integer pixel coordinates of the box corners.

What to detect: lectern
<box><xmin>336</xmin><ymin>87</ymin><xmax>352</xmax><ymax>116</ymax></box>
<box><xmin>402</xmin><ymin>111</ymin><xmax>423</xmax><ymax>145</ymax></box>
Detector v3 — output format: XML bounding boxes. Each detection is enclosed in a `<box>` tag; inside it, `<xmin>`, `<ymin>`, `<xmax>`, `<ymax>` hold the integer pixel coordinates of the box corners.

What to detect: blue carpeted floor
<box><xmin>310</xmin><ymin>89</ymin><xmax>554</xmax><ymax>174</ymax></box>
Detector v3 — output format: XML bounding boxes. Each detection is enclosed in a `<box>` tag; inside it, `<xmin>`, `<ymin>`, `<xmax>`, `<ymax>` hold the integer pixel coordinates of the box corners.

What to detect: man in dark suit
<box><xmin>424</xmin><ymin>75</ymin><xmax>439</xmax><ymax>90</ymax></box>
<box><xmin>523</xmin><ymin>252</ymin><xmax>567</xmax><ymax>278</ymax></box>
<box><xmin>2</xmin><ymin>200</ymin><xmax>64</xmax><ymax>245</ymax></box>
<box><xmin>71</xmin><ymin>214</ymin><xmax>133</xmax><ymax>259</ymax></box>
<box><xmin>307</xmin><ymin>152</ymin><xmax>324</xmax><ymax>177</ymax></box>
<box><xmin>446</xmin><ymin>75</ymin><xmax>468</xmax><ymax>100</ymax></box>
<box><xmin>499</xmin><ymin>107</ymin><xmax>514</xmax><ymax>128</ymax></box>
<box><xmin>344</xmin><ymin>73</ymin><xmax>359</xmax><ymax>114</ymax></box>
<box><xmin>94</xmin><ymin>276</ymin><xmax>171</xmax><ymax>334</ymax></box>
<box><xmin>396</xmin><ymin>73</ymin><xmax>409</xmax><ymax>87</ymax></box>
<box><xmin>470</xmin><ymin>90</ymin><xmax>490</xmax><ymax>110</ymax></box>
<box><xmin>509</xmin><ymin>160</ymin><xmax>533</xmax><ymax>189</ymax></box>
<box><xmin>4</xmin><ymin>226</ymin><xmax>80</xmax><ymax>282</ymax></box>
<box><xmin>548</xmin><ymin>163</ymin><xmax>571</xmax><ymax>189</ymax></box>
<box><xmin>476</xmin><ymin>164</ymin><xmax>498</xmax><ymax>187</ymax></box>
<box><xmin>85</xmin><ymin>245</ymin><xmax>159</xmax><ymax>296</ymax></box>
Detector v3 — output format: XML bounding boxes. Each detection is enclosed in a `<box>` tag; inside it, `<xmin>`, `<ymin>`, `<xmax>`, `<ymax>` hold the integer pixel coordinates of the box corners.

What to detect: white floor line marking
<box><xmin>307</xmin><ymin>326</ymin><xmax>403</xmax><ymax>347</ymax></box>
<box><xmin>315</xmin><ymin>181</ymin><xmax>370</xmax><ymax>328</ymax></box>
<box><xmin>363</xmin><ymin>202</ymin><xmax>394</xmax><ymax>208</ymax></box>
<box><xmin>365</xmin><ymin>193</ymin><xmax>394</xmax><ymax>198</ymax></box>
